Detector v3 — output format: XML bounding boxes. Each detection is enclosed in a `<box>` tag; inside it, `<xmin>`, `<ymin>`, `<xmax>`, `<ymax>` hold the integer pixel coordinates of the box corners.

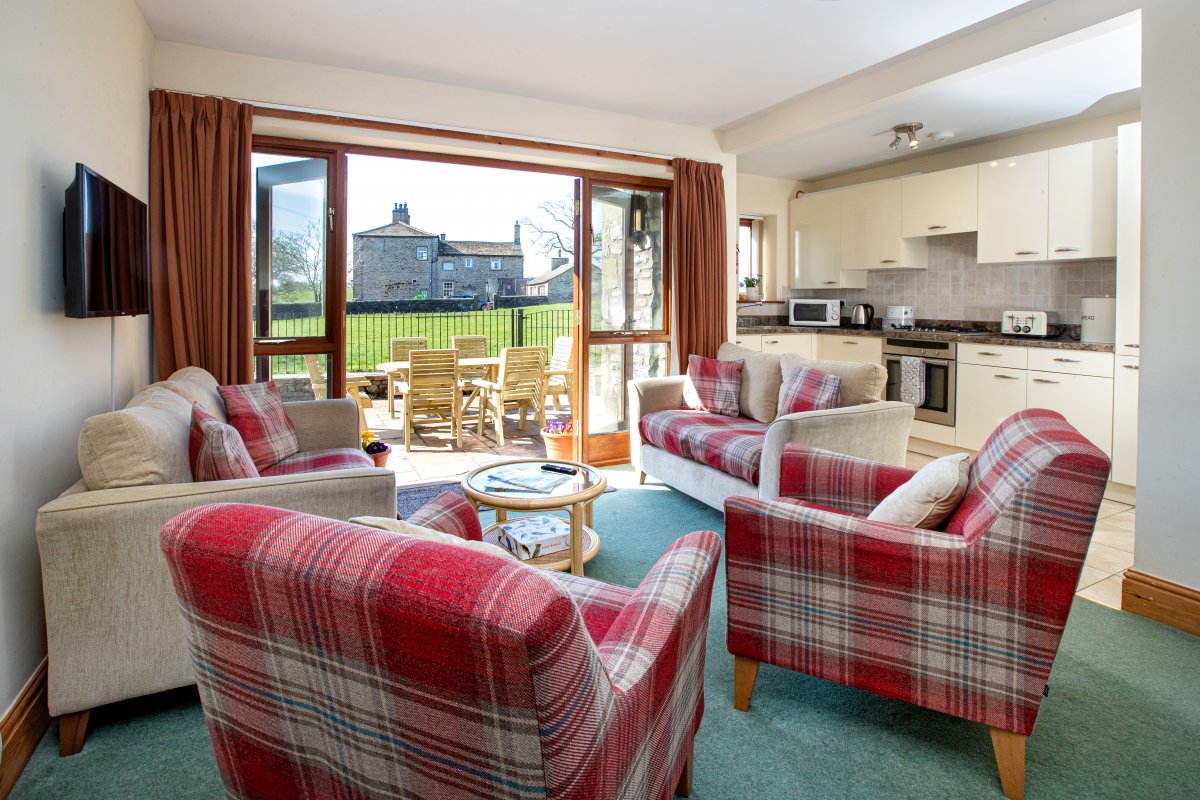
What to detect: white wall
<box><xmin>152</xmin><ymin>43</ymin><xmax>741</xmax><ymax>344</ymax></box>
<box><xmin>1133</xmin><ymin>0</ymin><xmax>1200</xmax><ymax>591</ymax></box>
<box><xmin>736</xmin><ymin>173</ymin><xmax>796</xmax><ymax>301</ymax></box>
<box><xmin>0</xmin><ymin>0</ymin><xmax>154</xmax><ymax>714</ymax></box>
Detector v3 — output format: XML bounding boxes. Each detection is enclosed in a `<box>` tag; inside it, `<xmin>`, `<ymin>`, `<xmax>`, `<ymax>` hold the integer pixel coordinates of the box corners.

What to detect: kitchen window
<box><xmin>416</xmin><ymin>246</ymin><xmax>429</xmax><ymax>261</ymax></box>
<box><xmin>490</xmin><ymin>258</ymin><xmax>502</xmax><ymax>270</ymax></box>
<box><xmin>442</xmin><ymin>261</ymin><xmax>455</xmax><ymax>271</ymax></box>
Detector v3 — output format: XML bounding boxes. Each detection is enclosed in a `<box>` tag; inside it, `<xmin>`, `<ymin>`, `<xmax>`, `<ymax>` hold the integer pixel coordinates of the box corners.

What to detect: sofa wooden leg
<box><xmin>675</xmin><ymin>742</ymin><xmax>693</xmax><ymax>797</ymax></box>
<box><xmin>59</xmin><ymin>709</ymin><xmax>90</xmax><ymax>757</ymax></box>
<box><xmin>733</xmin><ymin>655</ymin><xmax>760</xmax><ymax>712</ymax></box>
<box><xmin>989</xmin><ymin>727</ymin><xmax>1026</xmax><ymax>800</ymax></box>
<box><xmin>637</xmin><ymin>470</ymin><xmax>646</xmax><ymax>485</ymax></box>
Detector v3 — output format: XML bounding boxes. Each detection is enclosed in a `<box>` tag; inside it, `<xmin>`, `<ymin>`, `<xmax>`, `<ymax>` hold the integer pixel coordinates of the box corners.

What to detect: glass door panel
<box><xmin>589</xmin><ymin>187</ymin><xmax>665</xmax><ymax>332</ymax></box>
<box><xmin>586</xmin><ymin>343</ymin><xmax>670</xmax><ymax>434</ymax></box>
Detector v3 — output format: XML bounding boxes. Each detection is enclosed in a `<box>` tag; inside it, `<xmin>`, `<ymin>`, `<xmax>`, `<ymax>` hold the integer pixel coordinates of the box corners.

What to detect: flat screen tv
<box><xmin>63</xmin><ymin>163</ymin><xmax>149</xmax><ymax>318</ymax></box>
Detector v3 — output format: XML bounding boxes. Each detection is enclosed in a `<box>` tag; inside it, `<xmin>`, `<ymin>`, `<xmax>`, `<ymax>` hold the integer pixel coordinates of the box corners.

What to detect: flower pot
<box><xmin>370</xmin><ymin>447</ymin><xmax>391</xmax><ymax>468</ymax></box>
<box><xmin>744</xmin><ymin>285</ymin><xmax>761</xmax><ymax>301</ymax></box>
<box><xmin>542</xmin><ymin>432</ymin><xmax>574</xmax><ymax>461</ymax></box>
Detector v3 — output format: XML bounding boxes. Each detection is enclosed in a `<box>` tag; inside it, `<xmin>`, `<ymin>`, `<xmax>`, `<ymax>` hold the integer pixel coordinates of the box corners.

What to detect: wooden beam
<box><xmin>0</xmin><ymin>659</ymin><xmax>50</xmax><ymax>795</ymax></box>
<box><xmin>1122</xmin><ymin>568</ymin><xmax>1200</xmax><ymax>637</ymax></box>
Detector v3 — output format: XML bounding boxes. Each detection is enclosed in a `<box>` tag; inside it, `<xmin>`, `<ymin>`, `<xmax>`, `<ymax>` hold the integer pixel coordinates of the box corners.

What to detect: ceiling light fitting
<box><xmin>889</xmin><ymin>122</ymin><xmax>924</xmax><ymax>152</ymax></box>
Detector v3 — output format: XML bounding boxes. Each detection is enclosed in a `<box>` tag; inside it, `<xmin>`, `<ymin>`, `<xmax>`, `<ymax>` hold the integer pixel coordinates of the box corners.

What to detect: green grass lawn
<box><xmin>269</xmin><ymin>304</ymin><xmax>573</xmax><ymax>373</ymax></box>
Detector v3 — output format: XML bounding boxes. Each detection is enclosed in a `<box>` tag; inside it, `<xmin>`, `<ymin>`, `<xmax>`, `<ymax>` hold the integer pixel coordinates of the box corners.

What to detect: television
<box><xmin>63</xmin><ymin>163</ymin><xmax>149</xmax><ymax>318</ymax></box>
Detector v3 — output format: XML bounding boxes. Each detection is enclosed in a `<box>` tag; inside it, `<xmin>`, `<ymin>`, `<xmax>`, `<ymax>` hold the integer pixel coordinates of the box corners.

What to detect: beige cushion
<box><xmin>350</xmin><ymin>516</ymin><xmax>516</xmax><ymax>560</ymax></box>
<box><xmin>779</xmin><ymin>353</ymin><xmax>886</xmax><ymax>408</ymax></box>
<box><xmin>164</xmin><ymin>367</ymin><xmax>226</xmax><ymax>421</ymax></box>
<box><xmin>867</xmin><ymin>453</ymin><xmax>970</xmax><ymax>529</ymax></box>
<box><xmin>718</xmin><ymin>342</ymin><xmax>783</xmax><ymax>423</ymax></box>
<box><xmin>78</xmin><ymin>387</ymin><xmax>194</xmax><ymax>490</ymax></box>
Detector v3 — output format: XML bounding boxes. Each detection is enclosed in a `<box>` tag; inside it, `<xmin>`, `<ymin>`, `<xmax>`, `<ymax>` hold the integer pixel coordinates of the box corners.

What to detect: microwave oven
<box><xmin>788</xmin><ymin>298</ymin><xmax>843</xmax><ymax>327</ymax></box>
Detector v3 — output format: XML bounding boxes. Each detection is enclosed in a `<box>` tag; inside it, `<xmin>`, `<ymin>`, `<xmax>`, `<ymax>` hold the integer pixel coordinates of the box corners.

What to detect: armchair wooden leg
<box><xmin>989</xmin><ymin>727</ymin><xmax>1026</xmax><ymax>800</ymax></box>
<box><xmin>733</xmin><ymin>655</ymin><xmax>760</xmax><ymax>712</ymax></box>
<box><xmin>637</xmin><ymin>470</ymin><xmax>646</xmax><ymax>485</ymax></box>
<box><xmin>59</xmin><ymin>709</ymin><xmax>90</xmax><ymax>757</ymax></box>
<box><xmin>674</xmin><ymin>742</ymin><xmax>694</xmax><ymax>797</ymax></box>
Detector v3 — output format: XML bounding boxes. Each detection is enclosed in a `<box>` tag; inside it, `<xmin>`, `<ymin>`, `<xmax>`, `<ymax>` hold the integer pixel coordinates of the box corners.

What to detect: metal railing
<box><xmin>266</xmin><ymin>306</ymin><xmax>574</xmax><ymax>374</ymax></box>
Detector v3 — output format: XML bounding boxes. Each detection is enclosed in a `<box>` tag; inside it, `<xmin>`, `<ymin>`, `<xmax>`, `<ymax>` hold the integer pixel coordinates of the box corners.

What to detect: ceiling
<box><xmin>134</xmin><ymin>0</ymin><xmax>1031</xmax><ymax>128</ymax></box>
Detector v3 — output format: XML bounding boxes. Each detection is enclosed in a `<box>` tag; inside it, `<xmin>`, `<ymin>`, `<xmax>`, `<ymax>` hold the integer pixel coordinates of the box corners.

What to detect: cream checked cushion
<box><xmin>78</xmin><ymin>386</ymin><xmax>194</xmax><ymax>490</ymax></box>
<box><xmin>868</xmin><ymin>453</ymin><xmax>971</xmax><ymax>529</ymax></box>
<box><xmin>350</xmin><ymin>516</ymin><xmax>516</xmax><ymax>560</ymax></box>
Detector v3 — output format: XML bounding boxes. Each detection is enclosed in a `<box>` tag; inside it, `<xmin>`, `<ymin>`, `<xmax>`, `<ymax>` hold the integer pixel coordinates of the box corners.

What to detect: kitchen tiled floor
<box><xmin>905</xmin><ymin>452</ymin><xmax>1133</xmax><ymax>610</ymax></box>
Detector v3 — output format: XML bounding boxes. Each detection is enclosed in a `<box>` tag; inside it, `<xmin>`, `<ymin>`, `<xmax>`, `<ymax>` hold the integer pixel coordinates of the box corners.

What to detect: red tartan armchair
<box><xmin>160</xmin><ymin>498</ymin><xmax>722</xmax><ymax>800</ymax></box>
<box><xmin>724</xmin><ymin>410</ymin><xmax>1110</xmax><ymax>800</ymax></box>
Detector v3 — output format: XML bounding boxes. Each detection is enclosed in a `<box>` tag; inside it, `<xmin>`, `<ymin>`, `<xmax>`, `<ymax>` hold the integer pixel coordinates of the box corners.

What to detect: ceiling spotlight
<box><xmin>889</xmin><ymin>122</ymin><xmax>924</xmax><ymax>153</ymax></box>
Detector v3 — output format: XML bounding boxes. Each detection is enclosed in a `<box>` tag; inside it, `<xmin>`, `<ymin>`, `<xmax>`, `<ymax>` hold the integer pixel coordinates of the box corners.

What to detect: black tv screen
<box><xmin>63</xmin><ymin>163</ymin><xmax>149</xmax><ymax>318</ymax></box>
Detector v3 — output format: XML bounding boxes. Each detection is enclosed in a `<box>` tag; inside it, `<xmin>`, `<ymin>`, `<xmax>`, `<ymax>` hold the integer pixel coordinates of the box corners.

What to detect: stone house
<box><xmin>523</xmin><ymin>257</ymin><xmax>574</xmax><ymax>303</ymax></box>
<box><xmin>352</xmin><ymin>203</ymin><xmax>525</xmax><ymax>301</ymax></box>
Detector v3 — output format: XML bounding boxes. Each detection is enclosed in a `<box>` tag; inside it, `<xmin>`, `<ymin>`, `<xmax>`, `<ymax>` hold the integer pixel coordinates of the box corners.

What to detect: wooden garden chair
<box><xmin>451</xmin><ymin>334</ymin><xmax>489</xmax><ymax>415</ymax></box>
<box><xmin>304</xmin><ymin>354</ymin><xmax>372</xmax><ymax>430</ymax></box>
<box><xmin>544</xmin><ymin>336</ymin><xmax>574</xmax><ymax>412</ymax></box>
<box><xmin>387</xmin><ymin>336</ymin><xmax>428</xmax><ymax>418</ymax></box>
<box><xmin>394</xmin><ymin>349</ymin><xmax>462</xmax><ymax>452</ymax></box>
<box><xmin>473</xmin><ymin>346</ymin><xmax>547</xmax><ymax>447</ymax></box>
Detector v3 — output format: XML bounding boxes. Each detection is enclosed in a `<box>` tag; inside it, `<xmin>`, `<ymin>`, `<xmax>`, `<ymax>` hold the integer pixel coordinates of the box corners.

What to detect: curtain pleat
<box><xmin>149</xmin><ymin>89</ymin><xmax>254</xmax><ymax>384</ymax></box>
<box><xmin>671</xmin><ymin>158</ymin><xmax>728</xmax><ymax>365</ymax></box>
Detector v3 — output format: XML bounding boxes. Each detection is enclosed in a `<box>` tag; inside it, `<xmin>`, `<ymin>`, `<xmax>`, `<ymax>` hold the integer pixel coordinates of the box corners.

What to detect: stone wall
<box><xmin>352</xmin><ymin>234</ymin><xmax>441</xmax><ymax>301</ymax></box>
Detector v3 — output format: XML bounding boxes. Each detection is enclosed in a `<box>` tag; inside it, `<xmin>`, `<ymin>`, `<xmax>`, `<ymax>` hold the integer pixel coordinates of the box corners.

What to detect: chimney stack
<box><xmin>514</xmin><ymin>220</ymin><xmax>521</xmax><ymax>244</ymax></box>
<box><xmin>392</xmin><ymin>203</ymin><xmax>410</xmax><ymax>224</ymax></box>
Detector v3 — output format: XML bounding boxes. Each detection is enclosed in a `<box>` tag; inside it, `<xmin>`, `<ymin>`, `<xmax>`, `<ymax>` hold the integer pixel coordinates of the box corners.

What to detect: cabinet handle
<box><xmin>1122</xmin><ymin>364</ymin><xmax>1140</xmax><ymax>370</ymax></box>
<box><xmin>1125</xmin><ymin>343</ymin><xmax>1140</xmax><ymax>349</ymax></box>
<box><xmin>880</xmin><ymin>259</ymin><xmax>897</xmax><ymax>264</ymax></box>
<box><xmin>1032</xmin><ymin>378</ymin><xmax>1059</xmax><ymax>384</ymax></box>
<box><xmin>927</xmin><ymin>225</ymin><xmax>947</xmax><ymax>230</ymax></box>
<box><xmin>822</xmin><ymin>281</ymin><xmax>837</xmax><ymax>285</ymax></box>
<box><xmin>978</xmin><ymin>351</ymin><xmax>1001</xmax><ymax>356</ymax></box>
<box><xmin>1054</xmin><ymin>246</ymin><xmax>1081</xmax><ymax>253</ymax></box>
<box><xmin>765</xmin><ymin>340</ymin><xmax>779</xmax><ymax>344</ymax></box>
<box><xmin>841</xmin><ymin>340</ymin><xmax>858</xmax><ymax>345</ymax></box>
<box><xmin>735</xmin><ymin>340</ymin><xmax>743</xmax><ymax>345</ymax></box>
<box><xmin>994</xmin><ymin>374</ymin><xmax>1019</xmax><ymax>380</ymax></box>
<box><xmin>1052</xmin><ymin>357</ymin><xmax>1080</xmax><ymax>363</ymax></box>
<box><xmin>1015</xmin><ymin>250</ymin><xmax>1040</xmax><ymax>255</ymax></box>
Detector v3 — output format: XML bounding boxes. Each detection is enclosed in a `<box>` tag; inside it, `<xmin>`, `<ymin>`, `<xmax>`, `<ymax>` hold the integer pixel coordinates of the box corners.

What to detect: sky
<box><xmin>252</xmin><ymin>153</ymin><xmax>576</xmax><ymax>278</ymax></box>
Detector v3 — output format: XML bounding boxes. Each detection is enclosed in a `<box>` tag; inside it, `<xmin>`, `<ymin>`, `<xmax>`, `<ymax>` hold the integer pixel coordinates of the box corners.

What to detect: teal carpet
<box><xmin>14</xmin><ymin>468</ymin><xmax>1200</xmax><ymax>798</ymax></box>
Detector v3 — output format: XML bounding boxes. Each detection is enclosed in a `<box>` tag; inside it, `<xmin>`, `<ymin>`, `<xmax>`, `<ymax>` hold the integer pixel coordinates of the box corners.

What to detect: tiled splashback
<box><xmin>793</xmin><ymin>232</ymin><xmax>1116</xmax><ymax>324</ymax></box>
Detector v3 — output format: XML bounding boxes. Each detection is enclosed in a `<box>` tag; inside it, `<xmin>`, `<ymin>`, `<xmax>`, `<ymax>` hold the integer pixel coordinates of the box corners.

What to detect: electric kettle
<box><xmin>849</xmin><ymin>303</ymin><xmax>874</xmax><ymax>329</ymax></box>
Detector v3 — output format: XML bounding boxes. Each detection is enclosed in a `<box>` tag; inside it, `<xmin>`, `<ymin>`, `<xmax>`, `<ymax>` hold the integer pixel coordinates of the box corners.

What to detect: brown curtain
<box><xmin>671</xmin><ymin>158</ymin><xmax>728</xmax><ymax>364</ymax></box>
<box><xmin>150</xmin><ymin>89</ymin><xmax>254</xmax><ymax>384</ymax></box>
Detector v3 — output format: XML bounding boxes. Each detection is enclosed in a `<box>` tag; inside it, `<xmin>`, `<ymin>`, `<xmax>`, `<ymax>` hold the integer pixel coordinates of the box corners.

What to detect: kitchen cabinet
<box><xmin>955</xmin><ymin>364</ymin><xmax>1027</xmax><ymax>451</ymax></box>
<box><xmin>1027</xmin><ymin>371</ymin><xmax>1113</xmax><ymax>454</ymax></box>
<box><xmin>733</xmin><ymin>333</ymin><xmax>762</xmax><ymax>351</ymax></box>
<box><xmin>1111</xmin><ymin>356</ymin><xmax>1139</xmax><ymax>486</ymax></box>
<box><xmin>841</xmin><ymin>180</ymin><xmax>928</xmax><ymax>270</ymax></box>
<box><xmin>1027</xmin><ymin>348</ymin><xmax>1113</xmax><ymax>378</ymax></box>
<box><xmin>816</xmin><ymin>335</ymin><xmax>883</xmax><ymax>365</ymax></box>
<box><xmin>977</xmin><ymin>151</ymin><xmax>1049</xmax><ymax>264</ymax></box>
<box><xmin>957</xmin><ymin>343</ymin><xmax>1028</xmax><ymax>370</ymax></box>
<box><xmin>901</xmin><ymin>165</ymin><xmax>978</xmax><ymax>237</ymax></box>
<box><xmin>1048</xmin><ymin>138</ymin><xmax>1117</xmax><ymax>260</ymax></box>
<box><xmin>789</xmin><ymin>193</ymin><xmax>866</xmax><ymax>290</ymax></box>
<box><xmin>761</xmin><ymin>333</ymin><xmax>815</xmax><ymax>358</ymax></box>
<box><xmin>1115</xmin><ymin>123</ymin><xmax>1141</xmax><ymax>357</ymax></box>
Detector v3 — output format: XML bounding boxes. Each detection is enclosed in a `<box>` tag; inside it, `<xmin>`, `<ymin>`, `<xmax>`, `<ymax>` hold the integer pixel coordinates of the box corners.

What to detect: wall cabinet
<box><xmin>762</xmin><ymin>334</ymin><xmax>815</xmax><ymax>358</ymax></box>
<box><xmin>789</xmin><ymin>193</ymin><xmax>866</xmax><ymax>290</ymax></box>
<box><xmin>1115</xmin><ymin>123</ymin><xmax>1141</xmax><ymax>357</ymax></box>
<box><xmin>841</xmin><ymin>180</ymin><xmax>928</xmax><ymax>270</ymax></box>
<box><xmin>1111</xmin><ymin>356</ymin><xmax>1139</xmax><ymax>486</ymax></box>
<box><xmin>816</xmin><ymin>335</ymin><xmax>883</xmax><ymax>365</ymax></box>
<box><xmin>901</xmin><ymin>165</ymin><xmax>978</xmax><ymax>237</ymax></box>
<box><xmin>955</xmin><ymin>364</ymin><xmax>1028</xmax><ymax>451</ymax></box>
<box><xmin>1048</xmin><ymin>138</ymin><xmax>1117</xmax><ymax>260</ymax></box>
<box><xmin>733</xmin><ymin>333</ymin><xmax>762</xmax><ymax>351</ymax></box>
<box><xmin>977</xmin><ymin>151</ymin><xmax>1049</xmax><ymax>264</ymax></box>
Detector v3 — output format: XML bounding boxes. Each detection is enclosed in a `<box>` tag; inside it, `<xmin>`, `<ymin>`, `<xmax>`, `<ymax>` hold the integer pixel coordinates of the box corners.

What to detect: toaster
<box><xmin>1002</xmin><ymin>310</ymin><xmax>1059</xmax><ymax>338</ymax></box>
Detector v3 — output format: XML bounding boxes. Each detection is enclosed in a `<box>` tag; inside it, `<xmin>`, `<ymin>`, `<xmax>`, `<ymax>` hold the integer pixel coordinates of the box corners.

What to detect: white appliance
<box><xmin>882</xmin><ymin>305</ymin><xmax>915</xmax><ymax>330</ymax></box>
<box><xmin>1081</xmin><ymin>297</ymin><xmax>1116</xmax><ymax>344</ymax></box>
<box><xmin>1002</xmin><ymin>310</ymin><xmax>1059</xmax><ymax>338</ymax></box>
<box><xmin>788</xmin><ymin>298</ymin><xmax>843</xmax><ymax>327</ymax></box>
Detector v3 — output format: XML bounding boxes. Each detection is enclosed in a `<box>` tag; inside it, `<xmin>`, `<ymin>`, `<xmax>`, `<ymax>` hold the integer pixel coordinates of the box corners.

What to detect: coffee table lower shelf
<box><xmin>482</xmin><ymin>523</ymin><xmax>601</xmax><ymax>572</ymax></box>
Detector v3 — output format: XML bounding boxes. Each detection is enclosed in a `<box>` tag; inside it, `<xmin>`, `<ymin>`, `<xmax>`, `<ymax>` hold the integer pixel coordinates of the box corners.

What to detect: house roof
<box><xmin>524</xmin><ymin>263</ymin><xmax>574</xmax><ymax>285</ymax></box>
<box><xmin>353</xmin><ymin>220</ymin><xmax>437</xmax><ymax>237</ymax></box>
<box><xmin>439</xmin><ymin>240</ymin><xmax>523</xmax><ymax>257</ymax></box>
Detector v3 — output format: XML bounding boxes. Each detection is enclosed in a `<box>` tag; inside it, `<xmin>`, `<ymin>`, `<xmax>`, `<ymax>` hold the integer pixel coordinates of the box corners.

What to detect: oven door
<box><xmin>884</xmin><ymin>355</ymin><xmax>956</xmax><ymax>426</ymax></box>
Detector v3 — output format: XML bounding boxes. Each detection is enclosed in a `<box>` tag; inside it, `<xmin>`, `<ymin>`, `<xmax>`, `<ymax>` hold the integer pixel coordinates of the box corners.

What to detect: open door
<box><xmin>576</xmin><ymin>177</ymin><xmax>672</xmax><ymax>465</ymax></box>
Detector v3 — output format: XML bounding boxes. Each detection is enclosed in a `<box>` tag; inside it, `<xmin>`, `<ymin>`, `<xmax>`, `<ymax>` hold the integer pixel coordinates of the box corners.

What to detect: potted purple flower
<box><xmin>541</xmin><ymin>418</ymin><xmax>575</xmax><ymax>461</ymax></box>
<box><xmin>361</xmin><ymin>431</ymin><xmax>391</xmax><ymax>468</ymax></box>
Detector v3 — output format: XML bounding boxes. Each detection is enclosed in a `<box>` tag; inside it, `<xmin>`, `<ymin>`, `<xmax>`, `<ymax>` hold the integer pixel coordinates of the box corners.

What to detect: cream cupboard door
<box><xmin>1115</xmin><ymin>123</ymin><xmax>1141</xmax><ymax>357</ymax></box>
<box><xmin>1111</xmin><ymin>356</ymin><xmax>1139</xmax><ymax>485</ymax></box>
<box><xmin>842</xmin><ymin>181</ymin><xmax>902</xmax><ymax>268</ymax></box>
<box><xmin>790</xmin><ymin>192</ymin><xmax>866</xmax><ymax>290</ymax></box>
<box><xmin>761</xmin><ymin>334</ymin><xmax>815</xmax><ymax>358</ymax></box>
<box><xmin>977</xmin><ymin>152</ymin><xmax>1048</xmax><ymax>264</ymax></box>
<box><xmin>1048</xmin><ymin>139</ymin><xmax>1117</xmax><ymax>261</ymax></box>
<box><xmin>816</xmin><ymin>335</ymin><xmax>883</xmax><ymax>365</ymax></box>
<box><xmin>733</xmin><ymin>334</ymin><xmax>762</xmax><ymax>351</ymax></box>
<box><xmin>955</xmin><ymin>364</ymin><xmax>1027</xmax><ymax>450</ymax></box>
<box><xmin>901</xmin><ymin>165</ymin><xmax>979</xmax><ymax>237</ymax></box>
<box><xmin>1027</xmin><ymin>371</ymin><xmax>1114</xmax><ymax>454</ymax></box>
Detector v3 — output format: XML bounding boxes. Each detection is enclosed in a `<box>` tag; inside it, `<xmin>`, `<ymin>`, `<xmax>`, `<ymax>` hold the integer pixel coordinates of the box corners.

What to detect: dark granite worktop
<box><xmin>736</xmin><ymin>318</ymin><xmax>1114</xmax><ymax>353</ymax></box>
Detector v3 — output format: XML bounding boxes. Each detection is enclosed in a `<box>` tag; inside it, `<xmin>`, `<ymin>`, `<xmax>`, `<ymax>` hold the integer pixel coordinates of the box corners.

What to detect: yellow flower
<box><xmin>360</xmin><ymin>430</ymin><xmax>375</xmax><ymax>445</ymax></box>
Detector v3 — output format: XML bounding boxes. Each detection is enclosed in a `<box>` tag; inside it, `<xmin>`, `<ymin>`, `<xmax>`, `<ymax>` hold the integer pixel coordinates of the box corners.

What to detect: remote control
<box><xmin>541</xmin><ymin>464</ymin><xmax>577</xmax><ymax>475</ymax></box>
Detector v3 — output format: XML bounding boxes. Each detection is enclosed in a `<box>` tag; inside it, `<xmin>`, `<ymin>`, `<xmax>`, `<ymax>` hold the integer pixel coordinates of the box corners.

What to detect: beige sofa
<box><xmin>629</xmin><ymin>343</ymin><xmax>915</xmax><ymax>510</ymax></box>
<box><xmin>36</xmin><ymin>367</ymin><xmax>397</xmax><ymax>754</ymax></box>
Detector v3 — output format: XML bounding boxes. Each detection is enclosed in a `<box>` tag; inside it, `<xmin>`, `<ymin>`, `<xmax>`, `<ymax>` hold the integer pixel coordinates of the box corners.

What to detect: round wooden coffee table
<box><xmin>462</xmin><ymin>459</ymin><xmax>606</xmax><ymax>576</ymax></box>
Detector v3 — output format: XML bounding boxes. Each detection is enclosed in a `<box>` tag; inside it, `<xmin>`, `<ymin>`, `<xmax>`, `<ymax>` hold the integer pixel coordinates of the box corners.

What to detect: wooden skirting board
<box><xmin>1122</xmin><ymin>569</ymin><xmax>1200</xmax><ymax>638</ymax></box>
<box><xmin>0</xmin><ymin>659</ymin><xmax>50</xmax><ymax>799</ymax></box>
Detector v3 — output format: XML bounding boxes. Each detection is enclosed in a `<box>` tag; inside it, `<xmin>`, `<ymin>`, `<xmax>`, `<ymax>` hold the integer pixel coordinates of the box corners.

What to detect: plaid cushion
<box><xmin>683</xmin><ymin>354</ymin><xmax>743</xmax><ymax>417</ymax></box>
<box><xmin>639</xmin><ymin>409</ymin><xmax>768</xmax><ymax>485</ymax></box>
<box><xmin>160</xmin><ymin>504</ymin><xmax>721</xmax><ymax>800</ymax></box>
<box><xmin>406</xmin><ymin>491</ymin><xmax>483</xmax><ymax>542</ymax></box>
<box><xmin>188</xmin><ymin>404</ymin><xmax>259</xmax><ymax>482</ymax></box>
<box><xmin>217</xmin><ymin>381</ymin><xmax>300</xmax><ymax>471</ymax></box>
<box><xmin>779</xmin><ymin>443</ymin><xmax>917</xmax><ymax>516</ymax></box>
<box><xmin>725</xmin><ymin>409</ymin><xmax>1110</xmax><ymax>737</ymax></box>
<box><xmin>778</xmin><ymin>367</ymin><xmax>841</xmax><ymax>415</ymax></box>
<box><xmin>259</xmin><ymin>447</ymin><xmax>372</xmax><ymax>477</ymax></box>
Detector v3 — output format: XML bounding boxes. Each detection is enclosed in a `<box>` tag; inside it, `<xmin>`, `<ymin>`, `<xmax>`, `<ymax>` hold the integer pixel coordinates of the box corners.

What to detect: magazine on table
<box><xmin>484</xmin><ymin>464</ymin><xmax>573</xmax><ymax>494</ymax></box>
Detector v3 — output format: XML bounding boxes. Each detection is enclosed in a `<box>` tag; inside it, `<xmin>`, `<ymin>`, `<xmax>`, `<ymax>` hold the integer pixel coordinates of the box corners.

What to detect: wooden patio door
<box><xmin>575</xmin><ymin>176</ymin><xmax>672</xmax><ymax>466</ymax></box>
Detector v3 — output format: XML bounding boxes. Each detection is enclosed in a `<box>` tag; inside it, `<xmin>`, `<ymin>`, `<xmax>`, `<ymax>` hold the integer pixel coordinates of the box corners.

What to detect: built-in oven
<box><xmin>882</xmin><ymin>338</ymin><xmax>956</xmax><ymax>427</ymax></box>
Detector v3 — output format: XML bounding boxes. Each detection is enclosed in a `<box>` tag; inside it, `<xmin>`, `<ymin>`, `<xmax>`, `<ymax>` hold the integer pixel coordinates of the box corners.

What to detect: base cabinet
<box><xmin>955</xmin><ymin>364</ymin><xmax>1027</xmax><ymax>451</ymax></box>
<box><xmin>1026</xmin><ymin>371</ymin><xmax>1113</xmax><ymax>455</ymax></box>
<box><xmin>761</xmin><ymin>334</ymin><xmax>815</xmax><ymax>358</ymax></box>
<box><xmin>1111</xmin><ymin>357</ymin><xmax>1139</xmax><ymax>485</ymax></box>
<box><xmin>816</xmin><ymin>336</ymin><xmax>883</xmax><ymax>365</ymax></box>
<box><xmin>733</xmin><ymin>334</ymin><xmax>762</xmax><ymax>351</ymax></box>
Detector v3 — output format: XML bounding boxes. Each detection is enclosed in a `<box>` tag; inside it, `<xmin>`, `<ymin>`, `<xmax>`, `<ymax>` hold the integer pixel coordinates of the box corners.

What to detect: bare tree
<box><xmin>272</xmin><ymin>221</ymin><xmax>326</xmax><ymax>303</ymax></box>
<box><xmin>520</xmin><ymin>196</ymin><xmax>575</xmax><ymax>257</ymax></box>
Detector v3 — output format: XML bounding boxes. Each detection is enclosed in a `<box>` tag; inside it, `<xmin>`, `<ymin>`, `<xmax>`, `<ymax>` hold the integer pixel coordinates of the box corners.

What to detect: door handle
<box><xmin>1125</xmin><ymin>343</ymin><xmax>1140</xmax><ymax>349</ymax></box>
<box><xmin>765</xmin><ymin>340</ymin><xmax>779</xmax><ymax>344</ymax></box>
<box><xmin>1052</xmin><ymin>358</ymin><xmax>1080</xmax><ymax>363</ymax></box>
<box><xmin>994</xmin><ymin>374</ymin><xmax>1019</xmax><ymax>380</ymax></box>
<box><xmin>822</xmin><ymin>281</ymin><xmax>837</xmax><ymax>285</ymax></box>
<box><xmin>1122</xmin><ymin>364</ymin><xmax>1140</xmax><ymax>370</ymax></box>
<box><xmin>1015</xmin><ymin>250</ymin><xmax>1040</xmax><ymax>256</ymax></box>
<box><xmin>1032</xmin><ymin>378</ymin><xmax>1059</xmax><ymax>384</ymax></box>
<box><xmin>256</xmin><ymin>338</ymin><xmax>297</xmax><ymax>345</ymax></box>
<box><xmin>879</xmin><ymin>259</ymin><xmax>897</xmax><ymax>264</ymax></box>
<box><xmin>1054</xmin><ymin>246</ymin><xmax>1081</xmax><ymax>253</ymax></box>
<box><xmin>978</xmin><ymin>351</ymin><xmax>1001</xmax><ymax>356</ymax></box>
<box><xmin>841</xmin><ymin>340</ymin><xmax>858</xmax><ymax>344</ymax></box>
<box><xmin>927</xmin><ymin>225</ymin><xmax>947</xmax><ymax>231</ymax></box>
